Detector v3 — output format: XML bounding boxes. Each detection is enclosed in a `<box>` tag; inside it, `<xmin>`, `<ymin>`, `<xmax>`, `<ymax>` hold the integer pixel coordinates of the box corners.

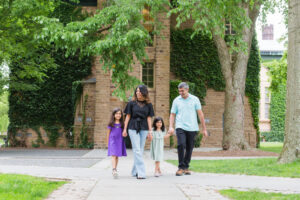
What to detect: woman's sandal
<box><xmin>137</xmin><ymin>176</ymin><xmax>146</xmax><ymax>179</ymax></box>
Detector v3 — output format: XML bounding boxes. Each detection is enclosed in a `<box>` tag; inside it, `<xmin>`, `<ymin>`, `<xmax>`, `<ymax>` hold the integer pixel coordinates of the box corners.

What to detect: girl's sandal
<box><xmin>112</xmin><ymin>168</ymin><xmax>118</xmax><ymax>178</ymax></box>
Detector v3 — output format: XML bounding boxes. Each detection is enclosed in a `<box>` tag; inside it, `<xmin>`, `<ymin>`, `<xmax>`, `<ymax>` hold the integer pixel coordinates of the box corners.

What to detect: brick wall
<box><xmin>201</xmin><ymin>89</ymin><xmax>256</xmax><ymax>148</ymax></box>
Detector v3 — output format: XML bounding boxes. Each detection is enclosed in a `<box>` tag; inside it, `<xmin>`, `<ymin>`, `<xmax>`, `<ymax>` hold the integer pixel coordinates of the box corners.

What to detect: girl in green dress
<box><xmin>150</xmin><ymin>117</ymin><xmax>171</xmax><ymax>177</ymax></box>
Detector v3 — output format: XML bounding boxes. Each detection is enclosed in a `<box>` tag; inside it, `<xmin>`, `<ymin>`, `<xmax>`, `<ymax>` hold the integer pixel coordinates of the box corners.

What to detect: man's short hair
<box><xmin>178</xmin><ymin>82</ymin><xmax>189</xmax><ymax>89</ymax></box>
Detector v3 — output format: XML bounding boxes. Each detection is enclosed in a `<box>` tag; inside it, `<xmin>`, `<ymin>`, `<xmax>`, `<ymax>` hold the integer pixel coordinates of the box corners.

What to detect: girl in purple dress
<box><xmin>107</xmin><ymin>108</ymin><xmax>127</xmax><ymax>178</ymax></box>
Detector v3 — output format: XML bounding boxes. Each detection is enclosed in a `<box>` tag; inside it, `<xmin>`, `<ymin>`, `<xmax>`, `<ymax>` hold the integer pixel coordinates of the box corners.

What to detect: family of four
<box><xmin>106</xmin><ymin>82</ymin><xmax>208</xmax><ymax>179</ymax></box>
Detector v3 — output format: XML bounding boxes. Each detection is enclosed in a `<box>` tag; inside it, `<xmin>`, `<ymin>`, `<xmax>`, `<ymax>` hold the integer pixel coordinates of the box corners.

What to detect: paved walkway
<box><xmin>1</xmin><ymin>149</ymin><xmax>300</xmax><ymax>200</ymax></box>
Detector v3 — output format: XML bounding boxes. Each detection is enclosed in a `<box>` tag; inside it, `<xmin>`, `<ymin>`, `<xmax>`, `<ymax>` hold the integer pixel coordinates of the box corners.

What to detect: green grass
<box><xmin>167</xmin><ymin>158</ymin><xmax>300</xmax><ymax>178</ymax></box>
<box><xmin>0</xmin><ymin>174</ymin><xmax>66</xmax><ymax>200</ymax></box>
<box><xmin>259</xmin><ymin>142</ymin><xmax>283</xmax><ymax>154</ymax></box>
<box><xmin>0</xmin><ymin>91</ymin><xmax>9</xmax><ymax>132</ymax></box>
<box><xmin>220</xmin><ymin>189</ymin><xmax>300</xmax><ymax>200</ymax></box>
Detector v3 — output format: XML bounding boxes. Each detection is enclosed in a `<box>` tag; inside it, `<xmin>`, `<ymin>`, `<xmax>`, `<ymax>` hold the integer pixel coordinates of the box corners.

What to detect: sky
<box><xmin>256</xmin><ymin>9</ymin><xmax>287</xmax><ymax>52</ymax></box>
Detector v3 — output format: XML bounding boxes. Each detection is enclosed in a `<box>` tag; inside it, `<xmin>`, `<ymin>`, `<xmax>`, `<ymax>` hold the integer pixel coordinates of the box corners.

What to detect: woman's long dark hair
<box><xmin>108</xmin><ymin>108</ymin><xmax>124</xmax><ymax>128</ymax></box>
<box><xmin>152</xmin><ymin>116</ymin><xmax>165</xmax><ymax>132</ymax></box>
<box><xmin>132</xmin><ymin>85</ymin><xmax>151</xmax><ymax>103</ymax></box>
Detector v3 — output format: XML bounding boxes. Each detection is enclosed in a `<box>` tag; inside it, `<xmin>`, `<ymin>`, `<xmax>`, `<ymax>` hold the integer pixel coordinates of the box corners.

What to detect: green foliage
<box><xmin>35</xmin><ymin>0</ymin><xmax>169</xmax><ymax>100</ymax></box>
<box><xmin>245</xmin><ymin>34</ymin><xmax>261</xmax><ymax>147</ymax></box>
<box><xmin>78</xmin><ymin>94</ymin><xmax>93</xmax><ymax>148</ymax></box>
<box><xmin>220</xmin><ymin>189</ymin><xmax>300</xmax><ymax>200</ymax></box>
<box><xmin>0</xmin><ymin>91</ymin><xmax>9</xmax><ymax>132</ymax></box>
<box><xmin>170</xmin><ymin>29</ymin><xmax>224</xmax><ymax>103</ymax></box>
<box><xmin>8</xmin><ymin>2</ymin><xmax>92</xmax><ymax>147</ymax></box>
<box><xmin>0</xmin><ymin>174</ymin><xmax>66</xmax><ymax>200</ymax></box>
<box><xmin>265</xmin><ymin>53</ymin><xmax>287</xmax><ymax>142</ymax></box>
<box><xmin>169</xmin><ymin>0</ymin><xmax>278</xmax><ymax>53</ymax></box>
<box><xmin>266</xmin><ymin>52</ymin><xmax>287</xmax><ymax>93</ymax></box>
<box><xmin>194</xmin><ymin>133</ymin><xmax>203</xmax><ymax>148</ymax></box>
<box><xmin>170</xmin><ymin>30</ymin><xmax>261</xmax><ymax>146</ymax></box>
<box><xmin>167</xmin><ymin>158</ymin><xmax>300</xmax><ymax>178</ymax></box>
<box><xmin>268</xmin><ymin>85</ymin><xmax>286</xmax><ymax>142</ymax></box>
<box><xmin>0</xmin><ymin>0</ymin><xmax>59</xmax><ymax>92</ymax></box>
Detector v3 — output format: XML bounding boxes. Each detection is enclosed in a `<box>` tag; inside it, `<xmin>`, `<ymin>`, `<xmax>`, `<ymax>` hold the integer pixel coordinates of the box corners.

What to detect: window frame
<box><xmin>141</xmin><ymin>61</ymin><xmax>155</xmax><ymax>89</ymax></box>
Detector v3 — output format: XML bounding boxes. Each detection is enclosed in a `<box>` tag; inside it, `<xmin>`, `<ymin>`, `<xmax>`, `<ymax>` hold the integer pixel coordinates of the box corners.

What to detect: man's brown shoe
<box><xmin>184</xmin><ymin>169</ymin><xmax>191</xmax><ymax>175</ymax></box>
<box><xmin>176</xmin><ymin>169</ymin><xmax>184</xmax><ymax>176</ymax></box>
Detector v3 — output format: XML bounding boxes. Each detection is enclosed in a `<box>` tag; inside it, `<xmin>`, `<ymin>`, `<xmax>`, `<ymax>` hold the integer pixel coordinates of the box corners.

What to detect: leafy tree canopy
<box><xmin>169</xmin><ymin>0</ymin><xmax>285</xmax><ymax>53</ymax></box>
<box><xmin>266</xmin><ymin>52</ymin><xmax>287</xmax><ymax>93</ymax></box>
<box><xmin>34</xmin><ymin>0</ymin><xmax>168</xmax><ymax>100</ymax></box>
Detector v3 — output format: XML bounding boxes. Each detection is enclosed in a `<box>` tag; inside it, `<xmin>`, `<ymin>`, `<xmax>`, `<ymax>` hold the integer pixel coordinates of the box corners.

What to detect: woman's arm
<box><xmin>122</xmin><ymin>114</ymin><xmax>131</xmax><ymax>137</ymax></box>
<box><xmin>147</xmin><ymin>116</ymin><xmax>153</xmax><ymax>141</ymax></box>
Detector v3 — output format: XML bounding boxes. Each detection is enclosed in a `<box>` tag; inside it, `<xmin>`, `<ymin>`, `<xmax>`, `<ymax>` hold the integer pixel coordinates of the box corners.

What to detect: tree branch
<box><xmin>212</xmin><ymin>29</ymin><xmax>233</xmax><ymax>88</ymax></box>
<box><xmin>233</xmin><ymin>2</ymin><xmax>262</xmax><ymax>90</ymax></box>
<box><xmin>97</xmin><ymin>25</ymin><xmax>112</xmax><ymax>34</ymax></box>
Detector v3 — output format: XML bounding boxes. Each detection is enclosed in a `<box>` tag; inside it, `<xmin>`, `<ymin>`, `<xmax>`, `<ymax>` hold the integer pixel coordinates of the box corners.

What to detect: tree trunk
<box><xmin>278</xmin><ymin>0</ymin><xmax>300</xmax><ymax>163</ymax></box>
<box><xmin>222</xmin><ymin>82</ymin><xmax>250</xmax><ymax>150</ymax></box>
<box><xmin>213</xmin><ymin>3</ymin><xmax>260</xmax><ymax>150</ymax></box>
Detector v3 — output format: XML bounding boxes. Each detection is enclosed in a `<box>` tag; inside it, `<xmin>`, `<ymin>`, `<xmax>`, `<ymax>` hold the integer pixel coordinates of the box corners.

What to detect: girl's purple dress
<box><xmin>107</xmin><ymin>123</ymin><xmax>127</xmax><ymax>156</ymax></box>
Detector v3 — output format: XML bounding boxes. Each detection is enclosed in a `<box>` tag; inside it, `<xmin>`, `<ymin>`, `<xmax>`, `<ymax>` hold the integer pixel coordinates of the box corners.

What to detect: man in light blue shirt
<box><xmin>168</xmin><ymin>82</ymin><xmax>208</xmax><ymax>176</ymax></box>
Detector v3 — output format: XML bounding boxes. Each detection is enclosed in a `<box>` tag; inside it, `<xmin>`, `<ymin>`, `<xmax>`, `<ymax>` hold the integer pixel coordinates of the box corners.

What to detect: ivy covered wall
<box><xmin>170</xmin><ymin>29</ymin><xmax>260</xmax><ymax>147</ymax></box>
<box><xmin>8</xmin><ymin>3</ymin><xmax>92</xmax><ymax>147</ymax></box>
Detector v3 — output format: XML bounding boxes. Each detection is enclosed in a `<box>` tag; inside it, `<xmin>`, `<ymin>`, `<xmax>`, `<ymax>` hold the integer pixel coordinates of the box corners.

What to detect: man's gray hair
<box><xmin>178</xmin><ymin>82</ymin><xmax>189</xmax><ymax>89</ymax></box>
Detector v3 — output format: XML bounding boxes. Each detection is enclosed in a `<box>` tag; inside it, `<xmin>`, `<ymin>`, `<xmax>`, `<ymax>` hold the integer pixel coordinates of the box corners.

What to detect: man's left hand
<box><xmin>202</xmin><ymin>130</ymin><xmax>208</xmax><ymax>137</ymax></box>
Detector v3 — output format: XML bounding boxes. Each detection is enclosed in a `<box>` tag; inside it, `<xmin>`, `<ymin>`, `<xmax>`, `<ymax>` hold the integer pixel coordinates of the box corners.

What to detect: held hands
<box><xmin>168</xmin><ymin>127</ymin><xmax>175</xmax><ymax>136</ymax></box>
<box><xmin>147</xmin><ymin>130</ymin><xmax>153</xmax><ymax>141</ymax></box>
<box><xmin>122</xmin><ymin>129</ymin><xmax>128</xmax><ymax>137</ymax></box>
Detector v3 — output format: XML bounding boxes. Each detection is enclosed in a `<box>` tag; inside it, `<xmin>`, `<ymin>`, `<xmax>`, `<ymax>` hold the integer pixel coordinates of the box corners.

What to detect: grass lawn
<box><xmin>0</xmin><ymin>174</ymin><xmax>66</xmax><ymax>200</ymax></box>
<box><xmin>167</xmin><ymin>158</ymin><xmax>300</xmax><ymax>178</ymax></box>
<box><xmin>219</xmin><ymin>189</ymin><xmax>300</xmax><ymax>200</ymax></box>
<box><xmin>259</xmin><ymin>142</ymin><xmax>283</xmax><ymax>154</ymax></box>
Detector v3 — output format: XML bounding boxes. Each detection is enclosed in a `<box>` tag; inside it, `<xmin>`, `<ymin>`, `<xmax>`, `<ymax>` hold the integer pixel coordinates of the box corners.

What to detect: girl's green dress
<box><xmin>150</xmin><ymin>130</ymin><xmax>166</xmax><ymax>161</ymax></box>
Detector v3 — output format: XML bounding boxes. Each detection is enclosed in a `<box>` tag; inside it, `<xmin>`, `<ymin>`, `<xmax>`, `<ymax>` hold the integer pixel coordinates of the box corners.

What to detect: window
<box><xmin>142</xmin><ymin>62</ymin><xmax>154</xmax><ymax>88</ymax></box>
<box><xmin>262</xmin><ymin>24</ymin><xmax>274</xmax><ymax>40</ymax></box>
<box><xmin>264</xmin><ymin>87</ymin><xmax>270</xmax><ymax>119</ymax></box>
<box><xmin>225</xmin><ymin>21</ymin><xmax>236</xmax><ymax>35</ymax></box>
<box><xmin>265</xmin><ymin>103</ymin><xmax>270</xmax><ymax>119</ymax></box>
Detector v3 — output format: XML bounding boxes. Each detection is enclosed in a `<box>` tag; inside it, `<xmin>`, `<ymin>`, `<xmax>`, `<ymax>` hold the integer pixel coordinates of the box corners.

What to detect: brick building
<box><xmin>16</xmin><ymin>0</ymin><xmax>257</xmax><ymax>148</ymax></box>
<box><xmin>73</xmin><ymin>0</ymin><xmax>257</xmax><ymax>149</ymax></box>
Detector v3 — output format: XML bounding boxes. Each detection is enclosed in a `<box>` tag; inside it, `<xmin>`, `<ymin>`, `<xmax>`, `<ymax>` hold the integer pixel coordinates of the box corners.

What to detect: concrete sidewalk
<box><xmin>87</xmin><ymin>150</ymin><xmax>300</xmax><ymax>199</ymax></box>
<box><xmin>1</xmin><ymin>149</ymin><xmax>300</xmax><ymax>200</ymax></box>
<box><xmin>87</xmin><ymin>151</ymin><xmax>229</xmax><ymax>200</ymax></box>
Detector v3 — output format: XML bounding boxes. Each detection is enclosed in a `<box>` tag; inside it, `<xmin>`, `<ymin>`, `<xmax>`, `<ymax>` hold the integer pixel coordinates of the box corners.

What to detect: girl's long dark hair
<box><xmin>152</xmin><ymin>116</ymin><xmax>165</xmax><ymax>132</ymax></box>
<box><xmin>108</xmin><ymin>108</ymin><xmax>124</xmax><ymax>128</ymax></box>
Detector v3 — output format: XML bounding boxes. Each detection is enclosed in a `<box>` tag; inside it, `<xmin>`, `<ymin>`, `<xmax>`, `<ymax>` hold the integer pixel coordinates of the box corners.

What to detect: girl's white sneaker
<box><xmin>154</xmin><ymin>172</ymin><xmax>160</xmax><ymax>177</ymax></box>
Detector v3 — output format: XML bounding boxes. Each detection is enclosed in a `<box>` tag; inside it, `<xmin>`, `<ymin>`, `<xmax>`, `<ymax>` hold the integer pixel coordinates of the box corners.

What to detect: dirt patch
<box><xmin>192</xmin><ymin>150</ymin><xmax>278</xmax><ymax>157</ymax></box>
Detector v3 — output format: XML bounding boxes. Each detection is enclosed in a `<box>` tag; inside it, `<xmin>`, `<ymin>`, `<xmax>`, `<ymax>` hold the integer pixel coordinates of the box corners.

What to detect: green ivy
<box><xmin>171</xmin><ymin>29</ymin><xmax>225</xmax><ymax>103</ymax></box>
<box><xmin>267</xmin><ymin>84</ymin><xmax>286</xmax><ymax>142</ymax></box>
<box><xmin>170</xmin><ymin>29</ymin><xmax>260</xmax><ymax>147</ymax></box>
<box><xmin>245</xmin><ymin>34</ymin><xmax>261</xmax><ymax>147</ymax></box>
<box><xmin>8</xmin><ymin>2</ymin><xmax>92</xmax><ymax>147</ymax></box>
